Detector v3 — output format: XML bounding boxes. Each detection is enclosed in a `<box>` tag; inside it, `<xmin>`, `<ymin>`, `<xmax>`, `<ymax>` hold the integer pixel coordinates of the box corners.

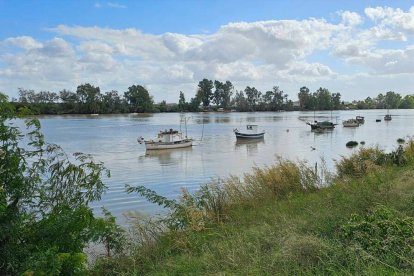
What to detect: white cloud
<box><xmin>94</xmin><ymin>2</ymin><xmax>127</xmax><ymax>9</ymax></box>
<box><xmin>1</xmin><ymin>6</ymin><xmax>414</xmax><ymax>102</ymax></box>
<box><xmin>339</xmin><ymin>10</ymin><xmax>363</xmax><ymax>26</ymax></box>
<box><xmin>107</xmin><ymin>2</ymin><xmax>127</xmax><ymax>9</ymax></box>
<box><xmin>4</xmin><ymin>36</ymin><xmax>42</xmax><ymax>50</ymax></box>
<box><xmin>365</xmin><ymin>6</ymin><xmax>414</xmax><ymax>34</ymax></box>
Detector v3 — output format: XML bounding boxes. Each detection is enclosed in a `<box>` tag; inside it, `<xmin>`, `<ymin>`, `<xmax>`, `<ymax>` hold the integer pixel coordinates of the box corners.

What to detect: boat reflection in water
<box><xmin>141</xmin><ymin>147</ymin><xmax>193</xmax><ymax>166</ymax></box>
<box><xmin>235</xmin><ymin>138</ymin><xmax>265</xmax><ymax>154</ymax></box>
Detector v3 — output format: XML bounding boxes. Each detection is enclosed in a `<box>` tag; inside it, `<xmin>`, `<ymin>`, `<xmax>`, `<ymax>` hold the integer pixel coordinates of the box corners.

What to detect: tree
<box><xmin>298</xmin><ymin>87</ymin><xmax>311</xmax><ymax>110</ymax></box>
<box><xmin>233</xmin><ymin>90</ymin><xmax>248</xmax><ymax>111</ymax></box>
<box><xmin>399</xmin><ymin>95</ymin><xmax>414</xmax><ymax>109</ymax></box>
<box><xmin>0</xmin><ymin>93</ymin><xmax>120</xmax><ymax>274</ymax></box>
<box><xmin>60</xmin><ymin>89</ymin><xmax>78</xmax><ymax>113</ymax></box>
<box><xmin>244</xmin><ymin>86</ymin><xmax>261</xmax><ymax>111</ymax></box>
<box><xmin>197</xmin><ymin>79</ymin><xmax>214</xmax><ymax>107</ymax></box>
<box><xmin>384</xmin><ymin>91</ymin><xmax>402</xmax><ymax>109</ymax></box>
<box><xmin>76</xmin><ymin>83</ymin><xmax>101</xmax><ymax>113</ymax></box>
<box><xmin>331</xmin><ymin>92</ymin><xmax>342</xmax><ymax>110</ymax></box>
<box><xmin>178</xmin><ymin>91</ymin><xmax>187</xmax><ymax>112</ymax></box>
<box><xmin>102</xmin><ymin>90</ymin><xmax>124</xmax><ymax>113</ymax></box>
<box><xmin>314</xmin><ymin>87</ymin><xmax>332</xmax><ymax>110</ymax></box>
<box><xmin>124</xmin><ymin>85</ymin><xmax>154</xmax><ymax>113</ymax></box>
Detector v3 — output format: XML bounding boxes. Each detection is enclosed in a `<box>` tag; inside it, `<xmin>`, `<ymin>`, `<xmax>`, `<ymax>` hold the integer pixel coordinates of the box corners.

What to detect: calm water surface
<box><xmin>38</xmin><ymin>110</ymin><xmax>414</xmax><ymax>221</ymax></box>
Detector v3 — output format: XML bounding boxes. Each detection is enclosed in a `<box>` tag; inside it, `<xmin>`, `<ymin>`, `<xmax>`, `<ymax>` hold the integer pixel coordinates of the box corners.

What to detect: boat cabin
<box><xmin>246</xmin><ymin>125</ymin><xmax>258</xmax><ymax>132</ymax></box>
<box><xmin>157</xmin><ymin>129</ymin><xmax>183</xmax><ymax>142</ymax></box>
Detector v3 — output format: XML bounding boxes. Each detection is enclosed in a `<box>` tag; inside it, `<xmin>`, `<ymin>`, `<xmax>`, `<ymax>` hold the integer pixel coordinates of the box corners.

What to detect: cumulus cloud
<box><xmin>365</xmin><ymin>6</ymin><xmax>414</xmax><ymax>34</ymax></box>
<box><xmin>1</xmin><ymin>5</ymin><xmax>414</xmax><ymax>101</ymax></box>
<box><xmin>4</xmin><ymin>36</ymin><xmax>42</xmax><ymax>50</ymax></box>
<box><xmin>339</xmin><ymin>10</ymin><xmax>363</xmax><ymax>26</ymax></box>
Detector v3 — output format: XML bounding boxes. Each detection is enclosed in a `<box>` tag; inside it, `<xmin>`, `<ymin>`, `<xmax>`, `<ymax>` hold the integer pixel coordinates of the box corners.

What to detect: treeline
<box><xmin>351</xmin><ymin>91</ymin><xmax>414</xmax><ymax>109</ymax></box>
<box><xmin>8</xmin><ymin>80</ymin><xmax>414</xmax><ymax>114</ymax></box>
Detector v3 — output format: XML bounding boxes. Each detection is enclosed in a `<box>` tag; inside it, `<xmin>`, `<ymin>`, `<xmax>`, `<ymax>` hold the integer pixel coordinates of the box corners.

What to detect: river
<box><xmin>37</xmin><ymin>110</ymin><xmax>414</xmax><ymax>221</ymax></box>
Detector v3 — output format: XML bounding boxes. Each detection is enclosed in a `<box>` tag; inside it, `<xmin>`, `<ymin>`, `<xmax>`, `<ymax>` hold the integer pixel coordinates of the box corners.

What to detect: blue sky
<box><xmin>1</xmin><ymin>0</ymin><xmax>414</xmax><ymax>102</ymax></box>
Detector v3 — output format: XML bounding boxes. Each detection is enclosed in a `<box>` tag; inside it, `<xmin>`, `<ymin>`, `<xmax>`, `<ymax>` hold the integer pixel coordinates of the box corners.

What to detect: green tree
<box><xmin>178</xmin><ymin>91</ymin><xmax>187</xmax><ymax>112</ymax></box>
<box><xmin>59</xmin><ymin>89</ymin><xmax>78</xmax><ymax>113</ymax></box>
<box><xmin>233</xmin><ymin>90</ymin><xmax>248</xmax><ymax>111</ymax></box>
<box><xmin>0</xmin><ymin>93</ymin><xmax>119</xmax><ymax>275</ymax></box>
<box><xmin>197</xmin><ymin>79</ymin><xmax>214</xmax><ymax>107</ymax></box>
<box><xmin>399</xmin><ymin>95</ymin><xmax>414</xmax><ymax>109</ymax></box>
<box><xmin>298</xmin><ymin>86</ymin><xmax>311</xmax><ymax>110</ymax></box>
<box><xmin>76</xmin><ymin>83</ymin><xmax>101</xmax><ymax>113</ymax></box>
<box><xmin>124</xmin><ymin>85</ymin><xmax>154</xmax><ymax>113</ymax></box>
<box><xmin>244</xmin><ymin>86</ymin><xmax>261</xmax><ymax>111</ymax></box>
<box><xmin>331</xmin><ymin>92</ymin><xmax>342</xmax><ymax>110</ymax></box>
<box><xmin>314</xmin><ymin>87</ymin><xmax>332</xmax><ymax>110</ymax></box>
<box><xmin>384</xmin><ymin>91</ymin><xmax>402</xmax><ymax>109</ymax></box>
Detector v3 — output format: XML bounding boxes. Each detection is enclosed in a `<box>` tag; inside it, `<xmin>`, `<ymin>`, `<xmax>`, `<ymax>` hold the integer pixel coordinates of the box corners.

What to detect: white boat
<box><xmin>234</xmin><ymin>125</ymin><xmax>265</xmax><ymax>139</ymax></box>
<box><xmin>138</xmin><ymin>129</ymin><xmax>192</xmax><ymax>150</ymax></box>
<box><xmin>343</xmin><ymin>119</ymin><xmax>360</xmax><ymax>127</ymax></box>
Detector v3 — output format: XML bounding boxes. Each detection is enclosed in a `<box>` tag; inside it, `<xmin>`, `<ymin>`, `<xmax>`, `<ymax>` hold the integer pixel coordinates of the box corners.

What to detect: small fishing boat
<box><xmin>384</xmin><ymin>114</ymin><xmax>392</xmax><ymax>121</ymax></box>
<box><xmin>138</xmin><ymin>129</ymin><xmax>192</xmax><ymax>150</ymax></box>
<box><xmin>307</xmin><ymin>121</ymin><xmax>336</xmax><ymax>130</ymax></box>
<box><xmin>343</xmin><ymin>119</ymin><xmax>360</xmax><ymax>127</ymax></box>
<box><xmin>234</xmin><ymin>125</ymin><xmax>265</xmax><ymax>139</ymax></box>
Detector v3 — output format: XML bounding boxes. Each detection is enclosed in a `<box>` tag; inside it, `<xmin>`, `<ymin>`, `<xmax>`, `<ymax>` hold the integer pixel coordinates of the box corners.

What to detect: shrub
<box><xmin>336</xmin><ymin>147</ymin><xmax>386</xmax><ymax>178</ymax></box>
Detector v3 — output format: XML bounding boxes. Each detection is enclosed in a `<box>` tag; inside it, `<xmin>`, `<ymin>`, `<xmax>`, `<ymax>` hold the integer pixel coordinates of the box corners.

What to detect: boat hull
<box><xmin>307</xmin><ymin>122</ymin><xmax>336</xmax><ymax>130</ymax></box>
<box><xmin>145</xmin><ymin>139</ymin><xmax>193</xmax><ymax>150</ymax></box>
<box><xmin>235</xmin><ymin>132</ymin><xmax>265</xmax><ymax>139</ymax></box>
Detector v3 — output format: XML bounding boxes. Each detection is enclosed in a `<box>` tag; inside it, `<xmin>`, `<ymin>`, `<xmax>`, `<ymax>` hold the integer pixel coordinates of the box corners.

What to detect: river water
<box><xmin>37</xmin><ymin>110</ymin><xmax>414</xmax><ymax>221</ymax></box>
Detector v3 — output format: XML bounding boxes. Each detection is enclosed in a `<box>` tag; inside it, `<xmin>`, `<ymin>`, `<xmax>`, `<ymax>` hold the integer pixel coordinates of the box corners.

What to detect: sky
<box><xmin>0</xmin><ymin>0</ymin><xmax>414</xmax><ymax>102</ymax></box>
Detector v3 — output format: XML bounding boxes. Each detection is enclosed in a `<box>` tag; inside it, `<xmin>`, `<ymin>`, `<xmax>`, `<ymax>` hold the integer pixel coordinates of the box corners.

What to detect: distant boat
<box><xmin>234</xmin><ymin>125</ymin><xmax>265</xmax><ymax>139</ymax></box>
<box><xmin>343</xmin><ymin>119</ymin><xmax>360</xmax><ymax>127</ymax></box>
<box><xmin>138</xmin><ymin>129</ymin><xmax>192</xmax><ymax>150</ymax></box>
<box><xmin>307</xmin><ymin>121</ymin><xmax>336</xmax><ymax>130</ymax></box>
<box><xmin>384</xmin><ymin>108</ymin><xmax>392</xmax><ymax>121</ymax></box>
<box><xmin>376</xmin><ymin>119</ymin><xmax>382</xmax><ymax>122</ymax></box>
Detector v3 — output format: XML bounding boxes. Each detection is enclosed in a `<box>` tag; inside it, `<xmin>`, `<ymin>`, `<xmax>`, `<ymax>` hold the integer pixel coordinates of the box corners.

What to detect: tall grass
<box><xmin>90</xmin><ymin>141</ymin><xmax>414</xmax><ymax>275</ymax></box>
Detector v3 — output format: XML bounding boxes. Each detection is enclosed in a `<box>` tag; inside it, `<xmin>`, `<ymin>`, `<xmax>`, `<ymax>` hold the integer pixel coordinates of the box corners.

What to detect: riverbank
<box><xmin>90</xmin><ymin>142</ymin><xmax>414</xmax><ymax>275</ymax></box>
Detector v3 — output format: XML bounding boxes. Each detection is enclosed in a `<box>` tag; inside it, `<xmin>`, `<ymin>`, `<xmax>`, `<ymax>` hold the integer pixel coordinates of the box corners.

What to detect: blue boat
<box><xmin>234</xmin><ymin>125</ymin><xmax>265</xmax><ymax>139</ymax></box>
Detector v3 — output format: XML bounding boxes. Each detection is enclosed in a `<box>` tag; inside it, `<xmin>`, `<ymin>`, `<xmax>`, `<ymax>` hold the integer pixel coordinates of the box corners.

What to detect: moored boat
<box><xmin>138</xmin><ymin>129</ymin><xmax>193</xmax><ymax>150</ymax></box>
<box><xmin>343</xmin><ymin>119</ymin><xmax>360</xmax><ymax>127</ymax></box>
<box><xmin>234</xmin><ymin>125</ymin><xmax>265</xmax><ymax>139</ymax></box>
<box><xmin>384</xmin><ymin>114</ymin><xmax>392</xmax><ymax>121</ymax></box>
<box><xmin>307</xmin><ymin>121</ymin><xmax>336</xmax><ymax>130</ymax></box>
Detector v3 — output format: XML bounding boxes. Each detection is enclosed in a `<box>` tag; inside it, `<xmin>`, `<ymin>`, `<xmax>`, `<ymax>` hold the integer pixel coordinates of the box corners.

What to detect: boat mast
<box><xmin>184</xmin><ymin>117</ymin><xmax>188</xmax><ymax>138</ymax></box>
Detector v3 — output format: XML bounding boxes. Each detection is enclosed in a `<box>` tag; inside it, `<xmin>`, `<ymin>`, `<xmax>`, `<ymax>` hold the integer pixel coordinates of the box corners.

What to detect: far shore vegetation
<box><xmin>6</xmin><ymin>78</ymin><xmax>414</xmax><ymax>115</ymax></box>
<box><xmin>3</xmin><ymin>91</ymin><xmax>414</xmax><ymax>274</ymax></box>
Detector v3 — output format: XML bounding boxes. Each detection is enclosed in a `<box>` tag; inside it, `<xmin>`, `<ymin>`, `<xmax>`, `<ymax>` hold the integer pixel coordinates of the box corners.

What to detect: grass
<box><xmin>90</xmin><ymin>141</ymin><xmax>414</xmax><ymax>275</ymax></box>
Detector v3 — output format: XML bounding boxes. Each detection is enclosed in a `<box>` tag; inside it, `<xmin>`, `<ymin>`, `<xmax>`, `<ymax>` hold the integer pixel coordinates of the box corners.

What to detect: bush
<box><xmin>336</xmin><ymin>147</ymin><xmax>386</xmax><ymax>178</ymax></box>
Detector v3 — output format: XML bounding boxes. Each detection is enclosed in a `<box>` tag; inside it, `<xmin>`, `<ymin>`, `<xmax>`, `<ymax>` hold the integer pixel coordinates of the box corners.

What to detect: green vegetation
<box><xmin>0</xmin><ymin>93</ymin><xmax>124</xmax><ymax>275</ymax></box>
<box><xmin>4</xmin><ymin>87</ymin><xmax>414</xmax><ymax>274</ymax></box>
<box><xmin>89</xmin><ymin>142</ymin><xmax>414</xmax><ymax>275</ymax></box>
<box><xmin>8</xmin><ymin>79</ymin><xmax>414</xmax><ymax>115</ymax></box>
